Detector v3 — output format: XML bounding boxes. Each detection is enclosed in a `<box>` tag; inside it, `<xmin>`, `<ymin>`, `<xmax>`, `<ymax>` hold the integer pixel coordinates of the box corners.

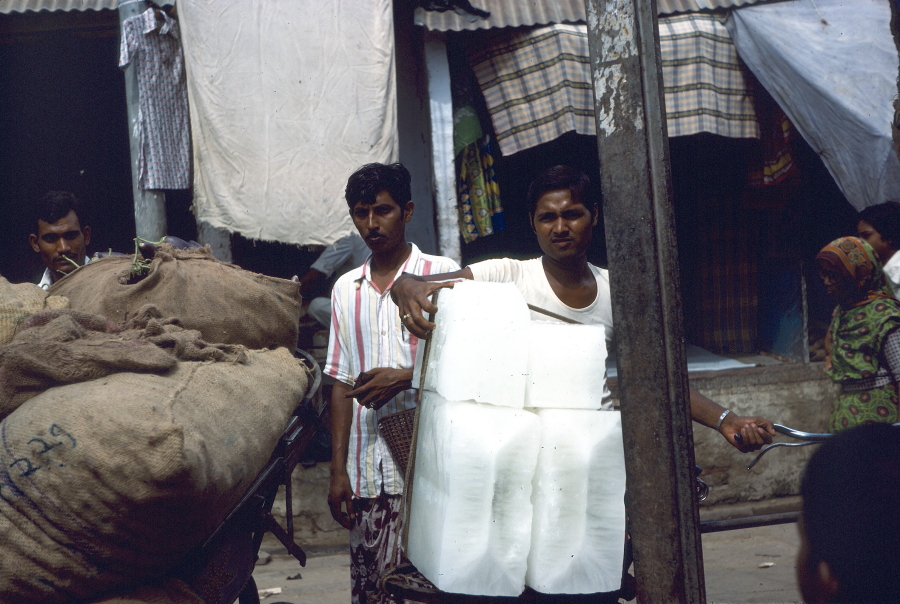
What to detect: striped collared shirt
<box><xmin>325</xmin><ymin>243</ymin><xmax>459</xmax><ymax>498</ymax></box>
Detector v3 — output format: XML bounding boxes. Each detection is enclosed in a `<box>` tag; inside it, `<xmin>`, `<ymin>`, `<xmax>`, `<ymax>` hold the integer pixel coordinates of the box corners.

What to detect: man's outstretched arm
<box><xmin>689</xmin><ymin>388</ymin><xmax>775</xmax><ymax>452</ymax></box>
<box><xmin>393</xmin><ymin>270</ymin><xmax>775</xmax><ymax>453</ymax></box>
<box><xmin>391</xmin><ymin>268</ymin><xmax>473</xmax><ymax>338</ymax></box>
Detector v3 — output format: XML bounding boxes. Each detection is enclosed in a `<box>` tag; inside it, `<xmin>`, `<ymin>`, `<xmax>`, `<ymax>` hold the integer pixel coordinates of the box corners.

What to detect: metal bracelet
<box><xmin>715</xmin><ymin>409</ymin><xmax>732</xmax><ymax>431</ymax></box>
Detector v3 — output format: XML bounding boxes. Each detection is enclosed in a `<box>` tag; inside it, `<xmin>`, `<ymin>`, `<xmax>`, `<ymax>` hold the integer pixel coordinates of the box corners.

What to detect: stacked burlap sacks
<box><xmin>0</xmin><ymin>308</ymin><xmax>311</xmax><ymax>603</ymax></box>
<box><xmin>0</xmin><ymin>305</ymin><xmax>247</xmax><ymax>420</ymax></box>
<box><xmin>0</xmin><ymin>275</ymin><xmax>68</xmax><ymax>345</ymax></box>
<box><xmin>48</xmin><ymin>244</ymin><xmax>302</xmax><ymax>350</ymax></box>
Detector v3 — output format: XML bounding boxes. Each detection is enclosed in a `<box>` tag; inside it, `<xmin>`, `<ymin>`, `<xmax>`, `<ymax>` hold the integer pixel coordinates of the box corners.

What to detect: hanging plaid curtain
<box><xmin>457</xmin><ymin>134</ymin><xmax>504</xmax><ymax>243</ymax></box>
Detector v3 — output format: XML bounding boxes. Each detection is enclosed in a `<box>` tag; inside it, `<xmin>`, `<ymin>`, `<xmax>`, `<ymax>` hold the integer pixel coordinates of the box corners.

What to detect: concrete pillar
<box><xmin>424</xmin><ymin>31</ymin><xmax>461</xmax><ymax>265</ymax></box>
<box><xmin>585</xmin><ymin>0</ymin><xmax>705</xmax><ymax>601</ymax></box>
<box><xmin>197</xmin><ymin>221</ymin><xmax>233</xmax><ymax>263</ymax></box>
<box><xmin>118</xmin><ymin>0</ymin><xmax>167</xmax><ymax>241</ymax></box>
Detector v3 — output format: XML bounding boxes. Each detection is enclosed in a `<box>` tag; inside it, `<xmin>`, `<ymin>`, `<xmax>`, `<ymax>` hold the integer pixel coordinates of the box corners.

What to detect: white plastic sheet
<box><xmin>726</xmin><ymin>0</ymin><xmax>900</xmax><ymax>210</ymax></box>
<box><xmin>177</xmin><ymin>0</ymin><xmax>398</xmax><ymax>246</ymax></box>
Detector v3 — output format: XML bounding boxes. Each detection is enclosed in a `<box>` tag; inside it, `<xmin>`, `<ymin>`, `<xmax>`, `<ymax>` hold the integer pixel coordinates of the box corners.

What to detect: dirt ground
<box><xmin>252</xmin><ymin>522</ymin><xmax>803</xmax><ymax>604</ymax></box>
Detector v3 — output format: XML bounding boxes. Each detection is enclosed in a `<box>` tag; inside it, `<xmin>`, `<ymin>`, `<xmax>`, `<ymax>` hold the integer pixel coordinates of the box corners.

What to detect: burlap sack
<box><xmin>0</xmin><ymin>275</ymin><xmax>68</xmax><ymax>345</ymax></box>
<box><xmin>48</xmin><ymin>245</ymin><xmax>302</xmax><ymax>350</ymax></box>
<box><xmin>85</xmin><ymin>579</ymin><xmax>203</xmax><ymax>604</ymax></box>
<box><xmin>0</xmin><ymin>347</ymin><xmax>310</xmax><ymax>604</ymax></box>
<box><xmin>0</xmin><ymin>306</ymin><xmax>248</xmax><ymax>420</ymax></box>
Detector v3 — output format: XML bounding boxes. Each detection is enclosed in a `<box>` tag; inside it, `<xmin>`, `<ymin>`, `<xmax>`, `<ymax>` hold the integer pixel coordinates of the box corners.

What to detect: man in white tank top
<box><xmin>392</xmin><ymin>165</ymin><xmax>775</xmax><ymax>452</ymax></box>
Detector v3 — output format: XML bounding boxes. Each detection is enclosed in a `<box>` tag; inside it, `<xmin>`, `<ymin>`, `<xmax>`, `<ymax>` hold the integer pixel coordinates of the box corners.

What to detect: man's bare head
<box><xmin>28</xmin><ymin>191</ymin><xmax>91</xmax><ymax>281</ymax></box>
<box><xmin>797</xmin><ymin>423</ymin><xmax>900</xmax><ymax>603</ymax></box>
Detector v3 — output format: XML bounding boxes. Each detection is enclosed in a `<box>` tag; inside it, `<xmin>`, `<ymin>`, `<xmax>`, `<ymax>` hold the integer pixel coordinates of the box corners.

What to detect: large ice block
<box><xmin>526</xmin><ymin>409</ymin><xmax>626</xmax><ymax>594</ymax></box>
<box><xmin>525</xmin><ymin>322</ymin><xmax>608</xmax><ymax>409</ymax></box>
<box><xmin>421</xmin><ymin>281</ymin><xmax>531</xmax><ymax>408</ymax></box>
<box><xmin>407</xmin><ymin>392</ymin><xmax>541</xmax><ymax>596</ymax></box>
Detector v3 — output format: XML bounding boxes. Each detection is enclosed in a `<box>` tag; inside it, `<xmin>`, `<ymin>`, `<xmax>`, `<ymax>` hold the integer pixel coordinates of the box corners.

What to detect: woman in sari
<box><xmin>816</xmin><ymin>237</ymin><xmax>900</xmax><ymax>431</ymax></box>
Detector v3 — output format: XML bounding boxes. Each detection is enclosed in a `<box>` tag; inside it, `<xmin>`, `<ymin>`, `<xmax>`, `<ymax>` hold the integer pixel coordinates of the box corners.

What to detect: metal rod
<box><xmin>700</xmin><ymin>512</ymin><xmax>800</xmax><ymax>534</ymax></box>
<box><xmin>746</xmin><ymin>441</ymin><xmax>820</xmax><ymax>471</ymax></box>
<box><xmin>773</xmin><ymin>424</ymin><xmax>832</xmax><ymax>441</ymax></box>
<box><xmin>584</xmin><ymin>0</ymin><xmax>705</xmax><ymax>602</ymax></box>
<box><xmin>527</xmin><ymin>304</ymin><xmax>583</xmax><ymax>324</ymax></box>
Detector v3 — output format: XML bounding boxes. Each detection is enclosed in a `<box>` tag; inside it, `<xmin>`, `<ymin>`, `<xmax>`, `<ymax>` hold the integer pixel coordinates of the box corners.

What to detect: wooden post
<box><xmin>584</xmin><ymin>0</ymin><xmax>706</xmax><ymax>601</ymax></box>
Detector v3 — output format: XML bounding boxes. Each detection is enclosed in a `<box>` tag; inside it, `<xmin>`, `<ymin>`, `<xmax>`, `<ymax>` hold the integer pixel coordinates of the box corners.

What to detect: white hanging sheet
<box><xmin>726</xmin><ymin>0</ymin><xmax>900</xmax><ymax>210</ymax></box>
<box><xmin>177</xmin><ymin>0</ymin><xmax>398</xmax><ymax>246</ymax></box>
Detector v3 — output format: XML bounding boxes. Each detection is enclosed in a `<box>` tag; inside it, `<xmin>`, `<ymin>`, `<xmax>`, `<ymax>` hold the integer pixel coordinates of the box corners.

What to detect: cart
<box><xmin>174</xmin><ymin>348</ymin><xmax>324</xmax><ymax>604</ymax></box>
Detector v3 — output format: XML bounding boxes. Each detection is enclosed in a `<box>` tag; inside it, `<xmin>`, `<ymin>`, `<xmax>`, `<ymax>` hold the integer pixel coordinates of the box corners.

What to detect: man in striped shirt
<box><xmin>325</xmin><ymin>163</ymin><xmax>459</xmax><ymax>604</ymax></box>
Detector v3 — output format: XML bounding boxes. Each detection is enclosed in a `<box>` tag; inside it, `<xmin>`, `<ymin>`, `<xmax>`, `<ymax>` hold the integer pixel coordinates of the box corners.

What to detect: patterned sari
<box><xmin>817</xmin><ymin>237</ymin><xmax>900</xmax><ymax>431</ymax></box>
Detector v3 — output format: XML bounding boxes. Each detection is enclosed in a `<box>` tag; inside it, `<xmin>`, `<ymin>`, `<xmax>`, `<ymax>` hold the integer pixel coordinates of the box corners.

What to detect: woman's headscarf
<box><xmin>815</xmin><ymin>237</ymin><xmax>893</xmax><ymax>306</ymax></box>
<box><xmin>817</xmin><ymin>237</ymin><xmax>900</xmax><ymax>379</ymax></box>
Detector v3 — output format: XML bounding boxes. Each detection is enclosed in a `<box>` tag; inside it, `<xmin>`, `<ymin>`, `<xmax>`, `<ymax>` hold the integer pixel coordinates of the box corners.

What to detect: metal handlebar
<box><xmin>772</xmin><ymin>424</ymin><xmax>832</xmax><ymax>441</ymax></box>
<box><xmin>745</xmin><ymin>423</ymin><xmax>830</xmax><ymax>471</ymax></box>
<box><xmin>747</xmin><ymin>422</ymin><xmax>900</xmax><ymax>470</ymax></box>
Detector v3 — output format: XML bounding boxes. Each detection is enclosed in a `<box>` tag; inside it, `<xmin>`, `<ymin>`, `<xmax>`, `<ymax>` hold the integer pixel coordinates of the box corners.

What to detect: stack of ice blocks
<box><xmin>420</xmin><ymin>281</ymin><xmax>530</xmax><ymax>408</ymax></box>
<box><xmin>407</xmin><ymin>281</ymin><xmax>626</xmax><ymax>597</ymax></box>
<box><xmin>407</xmin><ymin>392</ymin><xmax>541</xmax><ymax>596</ymax></box>
<box><xmin>526</xmin><ymin>321</ymin><xmax>608</xmax><ymax>409</ymax></box>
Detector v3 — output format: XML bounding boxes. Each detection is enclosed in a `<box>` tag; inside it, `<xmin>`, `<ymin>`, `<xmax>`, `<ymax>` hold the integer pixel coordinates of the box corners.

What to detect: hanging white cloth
<box><xmin>177</xmin><ymin>0</ymin><xmax>398</xmax><ymax>246</ymax></box>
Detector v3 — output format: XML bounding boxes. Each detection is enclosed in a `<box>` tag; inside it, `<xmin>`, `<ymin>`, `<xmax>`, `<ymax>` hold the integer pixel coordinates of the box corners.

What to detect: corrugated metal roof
<box><xmin>414</xmin><ymin>0</ymin><xmax>775</xmax><ymax>30</ymax></box>
<box><xmin>0</xmin><ymin>0</ymin><xmax>172</xmax><ymax>14</ymax></box>
<box><xmin>0</xmin><ymin>0</ymin><xmax>115</xmax><ymax>13</ymax></box>
<box><xmin>415</xmin><ymin>1</ymin><xmax>584</xmax><ymax>31</ymax></box>
<box><xmin>661</xmin><ymin>0</ymin><xmax>770</xmax><ymax>13</ymax></box>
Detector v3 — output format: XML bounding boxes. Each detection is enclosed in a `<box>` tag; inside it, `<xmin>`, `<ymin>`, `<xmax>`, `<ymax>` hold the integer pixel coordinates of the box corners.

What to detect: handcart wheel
<box><xmin>237</xmin><ymin>576</ymin><xmax>260</xmax><ymax>604</ymax></box>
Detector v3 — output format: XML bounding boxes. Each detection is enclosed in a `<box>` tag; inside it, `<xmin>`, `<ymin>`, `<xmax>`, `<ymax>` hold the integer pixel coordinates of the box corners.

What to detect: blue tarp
<box><xmin>727</xmin><ymin>0</ymin><xmax>900</xmax><ymax>210</ymax></box>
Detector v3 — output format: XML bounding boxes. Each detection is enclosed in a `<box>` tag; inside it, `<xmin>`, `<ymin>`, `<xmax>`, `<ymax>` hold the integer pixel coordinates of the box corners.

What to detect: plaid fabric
<box><xmin>659</xmin><ymin>13</ymin><xmax>759</xmax><ymax>139</ymax></box>
<box><xmin>469</xmin><ymin>18</ymin><xmax>758</xmax><ymax>156</ymax></box>
<box><xmin>694</xmin><ymin>195</ymin><xmax>759</xmax><ymax>354</ymax></box>
<box><xmin>468</xmin><ymin>24</ymin><xmax>595</xmax><ymax>157</ymax></box>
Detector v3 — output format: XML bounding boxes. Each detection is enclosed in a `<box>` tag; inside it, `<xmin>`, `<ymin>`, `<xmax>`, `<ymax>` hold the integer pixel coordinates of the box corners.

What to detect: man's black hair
<box><xmin>344</xmin><ymin>163</ymin><xmax>412</xmax><ymax>209</ymax></box>
<box><xmin>800</xmin><ymin>422</ymin><xmax>900</xmax><ymax>603</ymax></box>
<box><xmin>526</xmin><ymin>165</ymin><xmax>594</xmax><ymax>215</ymax></box>
<box><xmin>33</xmin><ymin>191</ymin><xmax>83</xmax><ymax>231</ymax></box>
<box><xmin>858</xmin><ymin>201</ymin><xmax>900</xmax><ymax>248</ymax></box>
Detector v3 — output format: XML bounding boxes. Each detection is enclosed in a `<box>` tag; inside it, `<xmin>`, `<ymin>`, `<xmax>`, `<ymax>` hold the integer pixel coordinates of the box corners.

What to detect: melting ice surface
<box><xmin>526</xmin><ymin>409</ymin><xmax>627</xmax><ymax>594</ymax></box>
<box><xmin>526</xmin><ymin>322</ymin><xmax>607</xmax><ymax>409</ymax></box>
<box><xmin>407</xmin><ymin>392</ymin><xmax>541</xmax><ymax>596</ymax></box>
<box><xmin>421</xmin><ymin>281</ymin><xmax>530</xmax><ymax>408</ymax></box>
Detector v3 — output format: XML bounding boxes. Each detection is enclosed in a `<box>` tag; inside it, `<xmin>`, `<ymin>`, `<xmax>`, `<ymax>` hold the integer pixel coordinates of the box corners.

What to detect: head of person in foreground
<box><xmin>797</xmin><ymin>422</ymin><xmax>900</xmax><ymax>603</ymax></box>
<box><xmin>28</xmin><ymin>190</ymin><xmax>91</xmax><ymax>282</ymax></box>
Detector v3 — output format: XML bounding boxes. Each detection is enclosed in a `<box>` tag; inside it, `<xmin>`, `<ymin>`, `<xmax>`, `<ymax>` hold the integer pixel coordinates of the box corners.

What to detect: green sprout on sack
<box><xmin>131</xmin><ymin>236</ymin><xmax>166</xmax><ymax>278</ymax></box>
<box><xmin>55</xmin><ymin>255</ymin><xmax>82</xmax><ymax>275</ymax></box>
